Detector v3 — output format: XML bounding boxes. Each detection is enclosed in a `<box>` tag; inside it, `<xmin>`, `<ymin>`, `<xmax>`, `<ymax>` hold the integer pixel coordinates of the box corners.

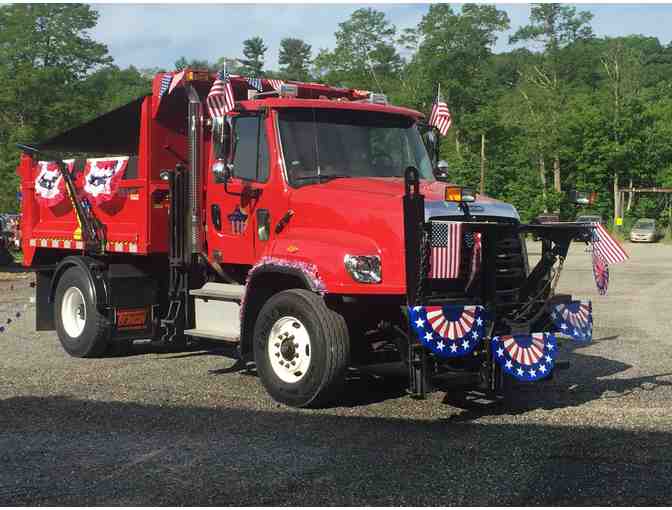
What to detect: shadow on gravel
<box><xmin>1</xmin><ymin>394</ymin><xmax>671</xmax><ymax>506</ymax></box>
<box><xmin>443</xmin><ymin>342</ymin><xmax>672</xmax><ymax>421</ymax></box>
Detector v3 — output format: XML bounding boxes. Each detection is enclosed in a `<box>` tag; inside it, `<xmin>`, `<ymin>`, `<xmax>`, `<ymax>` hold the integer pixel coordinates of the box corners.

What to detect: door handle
<box><xmin>211</xmin><ymin>204</ymin><xmax>222</xmax><ymax>231</ymax></box>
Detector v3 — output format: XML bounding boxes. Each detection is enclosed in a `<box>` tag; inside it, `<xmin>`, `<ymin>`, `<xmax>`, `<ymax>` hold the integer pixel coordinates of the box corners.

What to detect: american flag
<box><xmin>591</xmin><ymin>222</ymin><xmax>628</xmax><ymax>264</ymax></box>
<box><xmin>159</xmin><ymin>73</ymin><xmax>172</xmax><ymax>97</ymax></box>
<box><xmin>246</xmin><ymin>77</ymin><xmax>263</xmax><ymax>92</ymax></box>
<box><xmin>465</xmin><ymin>232</ymin><xmax>482</xmax><ymax>289</ymax></box>
<box><xmin>207</xmin><ymin>69</ymin><xmax>235</xmax><ymax>118</ymax></box>
<box><xmin>429</xmin><ymin>221</ymin><xmax>462</xmax><ymax>279</ymax></box>
<box><xmin>592</xmin><ymin>250</ymin><xmax>609</xmax><ymax>295</ymax></box>
<box><xmin>428</xmin><ymin>88</ymin><xmax>452</xmax><ymax>136</ymax></box>
<box><xmin>267</xmin><ymin>79</ymin><xmax>284</xmax><ymax>91</ymax></box>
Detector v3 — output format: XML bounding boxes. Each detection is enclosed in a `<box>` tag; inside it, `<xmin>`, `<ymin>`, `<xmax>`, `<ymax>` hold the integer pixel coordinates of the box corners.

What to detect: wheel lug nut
<box><xmin>295</xmin><ymin>354</ymin><xmax>299</xmax><ymax>358</ymax></box>
<box><xmin>291</xmin><ymin>361</ymin><xmax>296</xmax><ymax>366</ymax></box>
<box><xmin>275</xmin><ymin>343</ymin><xmax>280</xmax><ymax>347</ymax></box>
<box><xmin>294</xmin><ymin>343</ymin><xmax>299</xmax><ymax>348</ymax></box>
<box><xmin>275</xmin><ymin>353</ymin><xmax>280</xmax><ymax>357</ymax></box>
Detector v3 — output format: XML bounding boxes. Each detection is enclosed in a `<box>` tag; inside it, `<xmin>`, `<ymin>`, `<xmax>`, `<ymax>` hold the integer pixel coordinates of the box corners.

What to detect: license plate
<box><xmin>116</xmin><ymin>308</ymin><xmax>148</xmax><ymax>330</ymax></box>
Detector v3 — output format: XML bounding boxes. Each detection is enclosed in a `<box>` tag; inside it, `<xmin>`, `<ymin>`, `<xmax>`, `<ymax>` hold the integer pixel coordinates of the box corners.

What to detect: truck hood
<box><xmin>277</xmin><ymin>177</ymin><xmax>519</xmax><ymax>295</ymax></box>
<box><xmin>294</xmin><ymin>177</ymin><xmax>520</xmax><ymax>221</ymax></box>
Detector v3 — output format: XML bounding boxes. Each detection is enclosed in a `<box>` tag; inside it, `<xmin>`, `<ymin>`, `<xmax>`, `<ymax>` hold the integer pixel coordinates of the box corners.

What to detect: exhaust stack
<box><xmin>186</xmin><ymin>85</ymin><xmax>203</xmax><ymax>255</ymax></box>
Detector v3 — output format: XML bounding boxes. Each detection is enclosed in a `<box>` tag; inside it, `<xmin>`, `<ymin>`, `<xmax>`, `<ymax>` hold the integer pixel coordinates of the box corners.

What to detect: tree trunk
<box><xmin>553</xmin><ymin>156</ymin><xmax>561</xmax><ymax>192</ymax></box>
<box><xmin>480</xmin><ymin>133</ymin><xmax>486</xmax><ymax>194</ymax></box>
<box><xmin>626</xmin><ymin>178</ymin><xmax>633</xmax><ymax>211</ymax></box>
<box><xmin>455</xmin><ymin>129</ymin><xmax>461</xmax><ymax>156</ymax></box>
<box><xmin>539</xmin><ymin>156</ymin><xmax>548</xmax><ymax>213</ymax></box>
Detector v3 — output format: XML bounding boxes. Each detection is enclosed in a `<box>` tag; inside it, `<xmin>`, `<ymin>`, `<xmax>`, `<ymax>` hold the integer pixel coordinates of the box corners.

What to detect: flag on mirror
<box><xmin>267</xmin><ymin>79</ymin><xmax>284</xmax><ymax>91</ymax></box>
<box><xmin>159</xmin><ymin>73</ymin><xmax>173</xmax><ymax>97</ymax></box>
<box><xmin>207</xmin><ymin>69</ymin><xmax>235</xmax><ymax>118</ymax></box>
<box><xmin>465</xmin><ymin>231</ymin><xmax>482</xmax><ymax>289</ymax></box>
<box><xmin>246</xmin><ymin>77</ymin><xmax>263</xmax><ymax>92</ymax></box>
<box><xmin>429</xmin><ymin>89</ymin><xmax>452</xmax><ymax>136</ymax></box>
<box><xmin>592</xmin><ymin>250</ymin><xmax>609</xmax><ymax>295</ymax></box>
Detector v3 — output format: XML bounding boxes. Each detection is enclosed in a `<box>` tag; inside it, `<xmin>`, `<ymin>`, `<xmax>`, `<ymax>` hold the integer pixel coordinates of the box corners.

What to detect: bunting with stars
<box><xmin>491</xmin><ymin>333</ymin><xmax>557</xmax><ymax>382</ymax></box>
<box><xmin>551</xmin><ymin>300</ymin><xmax>593</xmax><ymax>343</ymax></box>
<box><xmin>408</xmin><ymin>304</ymin><xmax>487</xmax><ymax>358</ymax></box>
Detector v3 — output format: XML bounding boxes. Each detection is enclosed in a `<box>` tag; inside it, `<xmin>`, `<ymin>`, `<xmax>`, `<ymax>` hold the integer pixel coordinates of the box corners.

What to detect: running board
<box><xmin>190</xmin><ymin>283</ymin><xmax>244</xmax><ymax>301</ymax></box>
<box><xmin>184</xmin><ymin>329</ymin><xmax>240</xmax><ymax>343</ymax></box>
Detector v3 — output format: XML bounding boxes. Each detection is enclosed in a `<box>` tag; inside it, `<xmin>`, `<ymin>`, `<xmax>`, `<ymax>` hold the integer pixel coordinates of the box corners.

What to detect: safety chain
<box><xmin>510</xmin><ymin>256</ymin><xmax>565</xmax><ymax>322</ymax></box>
<box><xmin>415</xmin><ymin>222</ymin><xmax>431</xmax><ymax>305</ymax></box>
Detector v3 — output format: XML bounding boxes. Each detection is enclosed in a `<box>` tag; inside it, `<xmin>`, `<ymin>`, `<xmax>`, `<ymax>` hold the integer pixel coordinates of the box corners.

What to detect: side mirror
<box><xmin>433</xmin><ymin>160</ymin><xmax>449</xmax><ymax>182</ymax></box>
<box><xmin>213</xmin><ymin>117</ymin><xmax>233</xmax><ymax>161</ymax></box>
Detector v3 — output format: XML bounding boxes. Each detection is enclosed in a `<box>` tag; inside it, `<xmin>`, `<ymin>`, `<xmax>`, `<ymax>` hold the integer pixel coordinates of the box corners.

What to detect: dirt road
<box><xmin>1</xmin><ymin>242</ymin><xmax>671</xmax><ymax>505</ymax></box>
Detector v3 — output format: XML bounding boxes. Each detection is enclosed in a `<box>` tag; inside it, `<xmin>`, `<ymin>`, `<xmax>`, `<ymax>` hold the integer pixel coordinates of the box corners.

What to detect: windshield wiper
<box><xmin>293</xmin><ymin>174</ymin><xmax>352</xmax><ymax>183</ymax></box>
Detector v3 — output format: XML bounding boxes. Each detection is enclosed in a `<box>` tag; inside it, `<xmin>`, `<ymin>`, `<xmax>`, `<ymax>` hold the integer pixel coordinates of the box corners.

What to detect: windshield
<box><xmin>635</xmin><ymin>220</ymin><xmax>655</xmax><ymax>229</ymax></box>
<box><xmin>277</xmin><ymin>108</ymin><xmax>433</xmax><ymax>185</ymax></box>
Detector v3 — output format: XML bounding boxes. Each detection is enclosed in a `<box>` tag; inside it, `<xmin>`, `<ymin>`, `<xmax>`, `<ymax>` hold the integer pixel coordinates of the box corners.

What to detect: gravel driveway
<box><xmin>1</xmin><ymin>241</ymin><xmax>671</xmax><ymax>505</ymax></box>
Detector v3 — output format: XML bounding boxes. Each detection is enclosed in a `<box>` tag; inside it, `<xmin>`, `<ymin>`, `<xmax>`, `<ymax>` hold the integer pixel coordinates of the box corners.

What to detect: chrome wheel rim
<box><xmin>267</xmin><ymin>316</ymin><xmax>311</xmax><ymax>383</ymax></box>
<box><xmin>61</xmin><ymin>287</ymin><xmax>86</xmax><ymax>338</ymax></box>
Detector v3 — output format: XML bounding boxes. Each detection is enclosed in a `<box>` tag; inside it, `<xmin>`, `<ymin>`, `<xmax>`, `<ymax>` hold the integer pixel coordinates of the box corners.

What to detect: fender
<box><xmin>50</xmin><ymin>255</ymin><xmax>109</xmax><ymax>307</ymax></box>
<box><xmin>239</xmin><ymin>258</ymin><xmax>325</xmax><ymax>358</ymax></box>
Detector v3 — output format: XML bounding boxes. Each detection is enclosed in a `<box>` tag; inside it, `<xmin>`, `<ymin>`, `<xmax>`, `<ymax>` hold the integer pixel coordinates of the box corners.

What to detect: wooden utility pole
<box><xmin>613</xmin><ymin>173</ymin><xmax>620</xmax><ymax>226</ymax></box>
<box><xmin>480</xmin><ymin>133</ymin><xmax>486</xmax><ymax>194</ymax></box>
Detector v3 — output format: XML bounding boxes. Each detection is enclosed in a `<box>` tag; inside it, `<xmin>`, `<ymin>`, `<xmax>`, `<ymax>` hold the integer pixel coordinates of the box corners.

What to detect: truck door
<box><xmin>206</xmin><ymin>114</ymin><xmax>272</xmax><ymax>265</ymax></box>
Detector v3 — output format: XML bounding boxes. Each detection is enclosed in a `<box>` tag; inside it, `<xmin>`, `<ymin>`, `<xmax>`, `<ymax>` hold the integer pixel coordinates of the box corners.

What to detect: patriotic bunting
<box><xmin>592</xmin><ymin>250</ymin><xmax>610</xmax><ymax>295</ymax></box>
<box><xmin>491</xmin><ymin>333</ymin><xmax>557</xmax><ymax>382</ymax></box>
<box><xmin>551</xmin><ymin>300</ymin><xmax>593</xmax><ymax>342</ymax></box>
<box><xmin>168</xmin><ymin>69</ymin><xmax>186</xmax><ymax>95</ymax></box>
<box><xmin>267</xmin><ymin>79</ymin><xmax>284</xmax><ymax>92</ymax></box>
<box><xmin>34</xmin><ymin>160</ymin><xmax>74</xmax><ymax>207</ymax></box>
<box><xmin>246</xmin><ymin>77</ymin><xmax>263</xmax><ymax>92</ymax></box>
<box><xmin>82</xmin><ymin>157</ymin><xmax>129</xmax><ymax>205</ymax></box>
<box><xmin>408</xmin><ymin>304</ymin><xmax>487</xmax><ymax>358</ymax></box>
<box><xmin>159</xmin><ymin>73</ymin><xmax>172</xmax><ymax>97</ymax></box>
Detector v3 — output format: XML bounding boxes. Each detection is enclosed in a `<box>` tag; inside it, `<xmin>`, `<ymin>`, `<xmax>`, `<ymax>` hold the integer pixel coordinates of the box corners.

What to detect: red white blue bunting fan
<box><xmin>34</xmin><ymin>160</ymin><xmax>73</xmax><ymax>207</ymax></box>
<box><xmin>551</xmin><ymin>300</ymin><xmax>592</xmax><ymax>342</ymax></box>
<box><xmin>592</xmin><ymin>250</ymin><xmax>609</xmax><ymax>295</ymax></box>
<box><xmin>408</xmin><ymin>304</ymin><xmax>486</xmax><ymax>358</ymax></box>
<box><xmin>491</xmin><ymin>333</ymin><xmax>557</xmax><ymax>382</ymax></box>
<box><xmin>83</xmin><ymin>157</ymin><xmax>129</xmax><ymax>205</ymax></box>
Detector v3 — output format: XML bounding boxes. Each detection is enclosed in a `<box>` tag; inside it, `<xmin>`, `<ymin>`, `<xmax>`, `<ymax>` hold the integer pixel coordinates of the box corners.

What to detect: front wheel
<box><xmin>54</xmin><ymin>266</ymin><xmax>111</xmax><ymax>357</ymax></box>
<box><xmin>253</xmin><ymin>289</ymin><xmax>349</xmax><ymax>408</ymax></box>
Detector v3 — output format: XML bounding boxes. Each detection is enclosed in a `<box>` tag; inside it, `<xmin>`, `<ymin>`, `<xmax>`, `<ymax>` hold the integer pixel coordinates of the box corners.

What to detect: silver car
<box><xmin>630</xmin><ymin>218</ymin><xmax>661</xmax><ymax>243</ymax></box>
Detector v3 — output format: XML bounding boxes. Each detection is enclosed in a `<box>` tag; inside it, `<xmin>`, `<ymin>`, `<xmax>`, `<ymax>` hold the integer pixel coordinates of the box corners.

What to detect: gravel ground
<box><xmin>1</xmin><ymin>241</ymin><xmax>672</xmax><ymax>505</ymax></box>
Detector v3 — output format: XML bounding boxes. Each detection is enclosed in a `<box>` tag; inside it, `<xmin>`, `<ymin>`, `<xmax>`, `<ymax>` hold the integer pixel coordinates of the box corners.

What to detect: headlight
<box><xmin>344</xmin><ymin>255</ymin><xmax>381</xmax><ymax>283</ymax></box>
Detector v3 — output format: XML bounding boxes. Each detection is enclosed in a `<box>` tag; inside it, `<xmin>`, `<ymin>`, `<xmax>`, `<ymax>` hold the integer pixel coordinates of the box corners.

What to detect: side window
<box><xmin>232</xmin><ymin>116</ymin><xmax>269</xmax><ymax>182</ymax></box>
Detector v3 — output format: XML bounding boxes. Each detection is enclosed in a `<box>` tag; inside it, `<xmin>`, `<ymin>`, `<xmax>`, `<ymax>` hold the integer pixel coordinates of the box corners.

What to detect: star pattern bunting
<box><xmin>491</xmin><ymin>333</ymin><xmax>557</xmax><ymax>382</ymax></box>
<box><xmin>408</xmin><ymin>305</ymin><xmax>487</xmax><ymax>358</ymax></box>
<box><xmin>551</xmin><ymin>300</ymin><xmax>593</xmax><ymax>342</ymax></box>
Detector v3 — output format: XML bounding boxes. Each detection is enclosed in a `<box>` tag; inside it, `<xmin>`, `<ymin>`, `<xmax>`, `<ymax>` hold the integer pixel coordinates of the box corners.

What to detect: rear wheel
<box><xmin>54</xmin><ymin>267</ymin><xmax>110</xmax><ymax>358</ymax></box>
<box><xmin>253</xmin><ymin>289</ymin><xmax>349</xmax><ymax>408</ymax></box>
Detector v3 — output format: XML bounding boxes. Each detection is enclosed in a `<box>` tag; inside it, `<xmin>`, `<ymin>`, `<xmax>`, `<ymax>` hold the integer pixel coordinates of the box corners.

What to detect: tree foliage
<box><xmin>278</xmin><ymin>38</ymin><xmax>312</xmax><ymax>81</ymax></box>
<box><xmin>238</xmin><ymin>36</ymin><xmax>267</xmax><ymax>76</ymax></box>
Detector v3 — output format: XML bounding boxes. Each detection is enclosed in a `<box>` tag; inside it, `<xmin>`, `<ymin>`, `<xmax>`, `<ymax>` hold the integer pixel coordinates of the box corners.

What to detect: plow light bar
<box><xmin>444</xmin><ymin>186</ymin><xmax>476</xmax><ymax>203</ymax></box>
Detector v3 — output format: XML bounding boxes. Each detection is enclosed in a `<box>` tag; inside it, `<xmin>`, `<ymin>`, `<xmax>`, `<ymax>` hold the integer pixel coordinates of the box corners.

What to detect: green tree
<box><xmin>238</xmin><ymin>36</ymin><xmax>267</xmax><ymax>76</ymax></box>
<box><xmin>509</xmin><ymin>3</ymin><xmax>594</xmax><ymax>197</ymax></box>
<box><xmin>0</xmin><ymin>3</ymin><xmax>112</xmax><ymax>211</ymax></box>
<box><xmin>174</xmin><ymin>56</ymin><xmax>212</xmax><ymax>71</ymax></box>
<box><xmin>313</xmin><ymin>8</ymin><xmax>402</xmax><ymax>91</ymax></box>
<box><xmin>278</xmin><ymin>38</ymin><xmax>312</xmax><ymax>81</ymax></box>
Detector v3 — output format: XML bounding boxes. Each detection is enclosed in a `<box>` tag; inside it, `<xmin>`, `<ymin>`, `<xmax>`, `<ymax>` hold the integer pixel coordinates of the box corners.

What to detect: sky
<box><xmin>89</xmin><ymin>3</ymin><xmax>672</xmax><ymax>71</ymax></box>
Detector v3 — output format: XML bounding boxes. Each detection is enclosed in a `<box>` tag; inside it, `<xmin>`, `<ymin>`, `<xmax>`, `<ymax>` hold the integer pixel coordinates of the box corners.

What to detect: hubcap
<box><xmin>268</xmin><ymin>316</ymin><xmax>311</xmax><ymax>383</ymax></box>
<box><xmin>61</xmin><ymin>287</ymin><xmax>86</xmax><ymax>338</ymax></box>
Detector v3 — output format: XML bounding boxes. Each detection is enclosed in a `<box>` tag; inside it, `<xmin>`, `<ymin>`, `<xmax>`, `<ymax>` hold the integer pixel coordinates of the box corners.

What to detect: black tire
<box><xmin>253</xmin><ymin>289</ymin><xmax>349</xmax><ymax>408</ymax></box>
<box><xmin>54</xmin><ymin>266</ymin><xmax>111</xmax><ymax>358</ymax></box>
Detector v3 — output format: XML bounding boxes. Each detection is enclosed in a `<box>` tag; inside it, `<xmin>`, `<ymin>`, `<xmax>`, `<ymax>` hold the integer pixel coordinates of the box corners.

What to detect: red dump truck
<box><xmin>17</xmin><ymin>69</ymin><xmax>592</xmax><ymax>407</ymax></box>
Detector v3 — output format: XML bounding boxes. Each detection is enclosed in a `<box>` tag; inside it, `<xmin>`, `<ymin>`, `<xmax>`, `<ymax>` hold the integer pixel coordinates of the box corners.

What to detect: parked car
<box><xmin>630</xmin><ymin>218</ymin><xmax>662</xmax><ymax>243</ymax></box>
<box><xmin>575</xmin><ymin>214</ymin><xmax>604</xmax><ymax>225</ymax></box>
